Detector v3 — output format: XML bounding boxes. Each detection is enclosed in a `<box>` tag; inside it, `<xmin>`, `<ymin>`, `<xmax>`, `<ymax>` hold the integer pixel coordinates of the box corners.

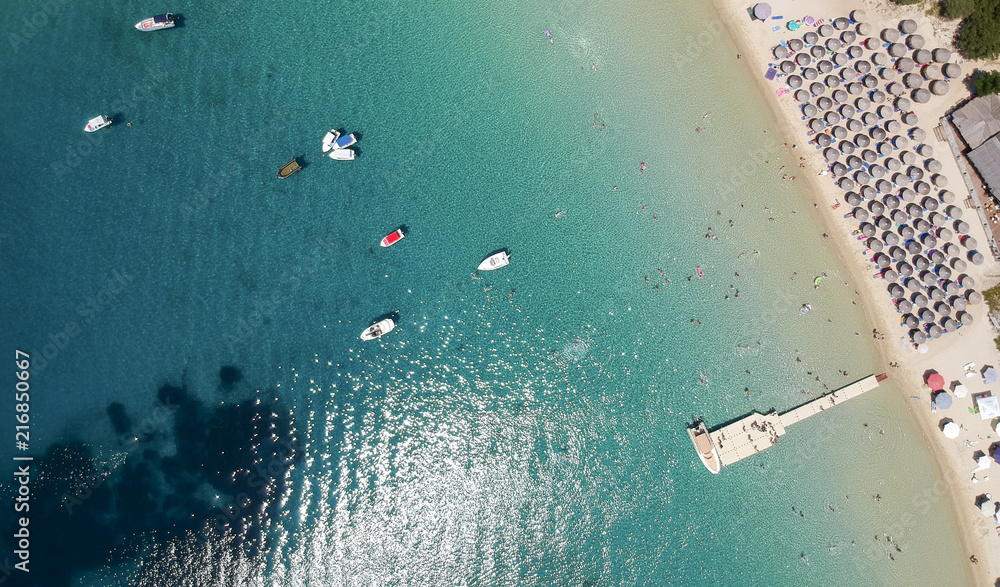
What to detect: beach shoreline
<box><xmin>710</xmin><ymin>0</ymin><xmax>1000</xmax><ymax>583</ymax></box>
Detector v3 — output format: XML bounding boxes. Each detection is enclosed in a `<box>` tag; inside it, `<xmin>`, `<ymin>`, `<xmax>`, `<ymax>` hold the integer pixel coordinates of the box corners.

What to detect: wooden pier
<box><xmin>696</xmin><ymin>374</ymin><xmax>883</xmax><ymax>471</ymax></box>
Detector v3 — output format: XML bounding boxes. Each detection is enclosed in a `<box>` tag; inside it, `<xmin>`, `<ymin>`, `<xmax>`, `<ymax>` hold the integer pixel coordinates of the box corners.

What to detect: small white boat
<box><xmin>360</xmin><ymin>318</ymin><xmax>395</xmax><ymax>341</ymax></box>
<box><xmin>381</xmin><ymin>228</ymin><xmax>404</xmax><ymax>247</ymax></box>
<box><xmin>477</xmin><ymin>251</ymin><xmax>509</xmax><ymax>271</ymax></box>
<box><xmin>84</xmin><ymin>115</ymin><xmax>112</xmax><ymax>133</ymax></box>
<box><xmin>135</xmin><ymin>13</ymin><xmax>175</xmax><ymax>31</ymax></box>
<box><xmin>328</xmin><ymin>149</ymin><xmax>355</xmax><ymax>160</ymax></box>
<box><xmin>688</xmin><ymin>421</ymin><xmax>721</xmax><ymax>474</ymax></box>
<box><xmin>322</xmin><ymin>129</ymin><xmax>358</xmax><ymax>152</ymax></box>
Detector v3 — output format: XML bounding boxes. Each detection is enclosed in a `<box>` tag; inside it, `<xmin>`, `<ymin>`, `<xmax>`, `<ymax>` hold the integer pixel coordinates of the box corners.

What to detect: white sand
<box><xmin>711</xmin><ymin>0</ymin><xmax>1000</xmax><ymax>583</ymax></box>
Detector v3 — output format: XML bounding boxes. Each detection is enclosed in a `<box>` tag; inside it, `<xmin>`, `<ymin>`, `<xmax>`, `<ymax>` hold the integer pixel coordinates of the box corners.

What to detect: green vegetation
<box><xmin>896</xmin><ymin>0</ymin><xmax>923</xmax><ymax>5</ymax></box>
<box><xmin>995</xmin><ymin>335</ymin><xmax>1000</xmax><ymax>352</ymax></box>
<box><xmin>984</xmin><ymin>283</ymin><xmax>1000</xmax><ymax>310</ymax></box>
<box><xmin>954</xmin><ymin>0</ymin><xmax>1000</xmax><ymax>60</ymax></box>
<box><xmin>941</xmin><ymin>0</ymin><xmax>977</xmax><ymax>19</ymax></box>
<box><xmin>975</xmin><ymin>70</ymin><xmax>1000</xmax><ymax>95</ymax></box>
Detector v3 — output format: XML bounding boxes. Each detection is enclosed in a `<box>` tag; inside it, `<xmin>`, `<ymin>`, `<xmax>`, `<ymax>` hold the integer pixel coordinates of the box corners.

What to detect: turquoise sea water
<box><xmin>0</xmin><ymin>0</ymin><xmax>974</xmax><ymax>585</ymax></box>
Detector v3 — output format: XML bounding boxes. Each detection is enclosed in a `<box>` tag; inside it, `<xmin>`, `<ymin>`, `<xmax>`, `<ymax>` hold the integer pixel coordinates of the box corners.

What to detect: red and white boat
<box><xmin>380</xmin><ymin>228</ymin><xmax>404</xmax><ymax>247</ymax></box>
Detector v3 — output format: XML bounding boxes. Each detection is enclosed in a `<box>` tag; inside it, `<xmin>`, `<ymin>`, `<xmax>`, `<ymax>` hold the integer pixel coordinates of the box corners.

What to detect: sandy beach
<box><xmin>711</xmin><ymin>0</ymin><xmax>1000</xmax><ymax>583</ymax></box>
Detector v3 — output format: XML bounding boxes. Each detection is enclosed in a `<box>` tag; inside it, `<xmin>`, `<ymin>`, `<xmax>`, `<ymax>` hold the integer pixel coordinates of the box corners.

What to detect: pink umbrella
<box><xmin>927</xmin><ymin>372</ymin><xmax>945</xmax><ymax>391</ymax></box>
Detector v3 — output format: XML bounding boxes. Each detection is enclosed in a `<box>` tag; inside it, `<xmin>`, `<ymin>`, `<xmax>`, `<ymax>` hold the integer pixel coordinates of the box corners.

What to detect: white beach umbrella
<box><xmin>943</xmin><ymin>421</ymin><xmax>960</xmax><ymax>438</ymax></box>
<box><xmin>953</xmin><ymin>384</ymin><xmax>968</xmax><ymax>399</ymax></box>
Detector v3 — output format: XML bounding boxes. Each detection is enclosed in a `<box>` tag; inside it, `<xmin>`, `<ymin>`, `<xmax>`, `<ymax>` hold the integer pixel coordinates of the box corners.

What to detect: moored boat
<box><xmin>688</xmin><ymin>421</ymin><xmax>721</xmax><ymax>474</ymax></box>
<box><xmin>277</xmin><ymin>158</ymin><xmax>302</xmax><ymax>179</ymax></box>
<box><xmin>360</xmin><ymin>318</ymin><xmax>395</xmax><ymax>341</ymax></box>
<box><xmin>84</xmin><ymin>115</ymin><xmax>112</xmax><ymax>133</ymax></box>
<box><xmin>328</xmin><ymin>149</ymin><xmax>355</xmax><ymax>160</ymax></box>
<box><xmin>477</xmin><ymin>250</ymin><xmax>509</xmax><ymax>271</ymax></box>
<box><xmin>135</xmin><ymin>13</ymin><xmax>175</xmax><ymax>31</ymax></box>
<box><xmin>381</xmin><ymin>228</ymin><xmax>404</xmax><ymax>247</ymax></box>
<box><xmin>322</xmin><ymin>129</ymin><xmax>357</xmax><ymax>152</ymax></box>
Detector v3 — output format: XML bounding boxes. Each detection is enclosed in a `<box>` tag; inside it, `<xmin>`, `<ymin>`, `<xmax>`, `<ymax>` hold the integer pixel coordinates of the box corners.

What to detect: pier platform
<box><xmin>696</xmin><ymin>374</ymin><xmax>883</xmax><ymax>471</ymax></box>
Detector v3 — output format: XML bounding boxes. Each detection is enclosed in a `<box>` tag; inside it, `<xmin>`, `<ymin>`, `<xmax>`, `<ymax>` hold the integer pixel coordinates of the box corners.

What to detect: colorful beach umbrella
<box><xmin>927</xmin><ymin>372</ymin><xmax>945</xmax><ymax>391</ymax></box>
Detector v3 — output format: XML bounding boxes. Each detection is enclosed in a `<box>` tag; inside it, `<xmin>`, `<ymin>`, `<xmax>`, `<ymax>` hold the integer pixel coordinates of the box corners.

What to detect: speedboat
<box><xmin>328</xmin><ymin>149</ymin><xmax>355</xmax><ymax>160</ymax></box>
<box><xmin>277</xmin><ymin>158</ymin><xmax>302</xmax><ymax>179</ymax></box>
<box><xmin>477</xmin><ymin>250</ymin><xmax>510</xmax><ymax>271</ymax></box>
<box><xmin>360</xmin><ymin>318</ymin><xmax>395</xmax><ymax>341</ymax></box>
<box><xmin>381</xmin><ymin>228</ymin><xmax>404</xmax><ymax>247</ymax></box>
<box><xmin>84</xmin><ymin>115</ymin><xmax>112</xmax><ymax>133</ymax></box>
<box><xmin>687</xmin><ymin>421</ymin><xmax>721</xmax><ymax>474</ymax></box>
<box><xmin>135</xmin><ymin>13</ymin><xmax>175</xmax><ymax>31</ymax></box>
<box><xmin>322</xmin><ymin>129</ymin><xmax>357</xmax><ymax>152</ymax></box>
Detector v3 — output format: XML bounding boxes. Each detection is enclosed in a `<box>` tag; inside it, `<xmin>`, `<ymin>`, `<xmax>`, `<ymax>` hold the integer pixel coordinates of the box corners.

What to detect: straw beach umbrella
<box><xmin>840</xmin><ymin>140</ymin><xmax>856</xmax><ymax>154</ymax></box>
<box><xmin>870</xmin><ymin>200</ymin><xmax>886</xmax><ymax>215</ymax></box>
<box><xmin>854</xmin><ymin>207</ymin><xmax>869</xmax><ymax>221</ymax></box>
<box><xmin>842</xmin><ymin>31</ymin><xmax>857</xmax><ymax>44</ymax></box>
<box><xmin>902</xmin><ymin>112</ymin><xmax>919</xmax><ymax>126</ymax></box>
<box><xmin>873</xmin><ymin>52</ymin><xmax>889</xmax><ymax>67</ymax></box>
<box><xmin>834</xmin><ymin>17</ymin><xmax>850</xmax><ymax>30</ymax></box>
<box><xmin>832</xmin><ymin>89</ymin><xmax>848</xmax><ymax>103</ymax></box>
<box><xmin>903</xmin><ymin>73</ymin><xmax>922</xmax><ymax>88</ymax></box>
<box><xmin>819</xmin><ymin>24</ymin><xmax>835</xmax><ymax>37</ymax></box>
<box><xmin>862</xmin><ymin>74</ymin><xmax>878</xmax><ymax>89</ymax></box>
<box><xmin>871</xmin><ymin>164</ymin><xmax>887</xmax><ymax>179</ymax></box>
<box><xmin>882</xmin><ymin>28</ymin><xmax>900</xmax><ymax>42</ymax></box>
<box><xmin>943</xmin><ymin>63</ymin><xmax>961</xmax><ymax>79</ymax></box>
<box><xmin>774</xmin><ymin>45</ymin><xmax>789</xmax><ymax>59</ymax></box>
<box><xmin>932</xmin><ymin>48</ymin><xmax>952</xmax><ymax>62</ymax></box>
<box><xmin>887</xmin><ymin>82</ymin><xmax>905</xmax><ymax>96</ymax></box>
<box><xmin>885</xmin><ymin>157</ymin><xmax>901</xmax><ymax>172</ymax></box>
<box><xmin>789</xmin><ymin>38</ymin><xmax>804</xmax><ymax>52</ymax></box>
<box><xmin>913</xmin><ymin>88</ymin><xmax>931</xmax><ymax>103</ymax></box>
<box><xmin>837</xmin><ymin>173</ymin><xmax>853</xmax><ymax>187</ymax></box>
<box><xmin>816</xmin><ymin>133</ymin><xmax>832</xmax><ymax>147</ymax></box>
<box><xmin>811</xmin><ymin>45</ymin><xmax>826</xmax><ymax>59</ymax></box>
<box><xmin>788</xmin><ymin>75</ymin><xmax>804</xmax><ymax>88</ymax></box>
<box><xmin>795</xmin><ymin>89</ymin><xmax>810</xmax><ymax>102</ymax></box>
<box><xmin>945</xmin><ymin>204</ymin><xmax>962</xmax><ymax>218</ymax></box>
<box><xmin>899</xmin><ymin>20</ymin><xmax>917</xmax><ymax>35</ymax></box>
<box><xmin>818</xmin><ymin>96</ymin><xmax>834</xmax><ymax>110</ymax></box>
<box><xmin>929</xmin><ymin>80</ymin><xmax>949</xmax><ymax>95</ymax></box>
<box><xmin>811</xmin><ymin>82</ymin><xmax>826</xmax><ymax>96</ymax></box>
<box><xmin>896</xmin><ymin>97</ymin><xmax>912</xmax><ymax>111</ymax></box>
<box><xmin>861</xmin><ymin>185</ymin><xmax>877</xmax><ymax>200</ymax></box>
<box><xmin>855</xmin><ymin>134</ymin><xmax>871</xmax><ymax>148</ymax></box>
<box><xmin>848</xmin><ymin>45</ymin><xmax>863</xmax><ymax>59</ymax></box>
<box><xmin>908</xmin><ymin>35</ymin><xmax>926</xmax><ymax>50</ymax></box>
<box><xmin>959</xmin><ymin>274</ymin><xmax>975</xmax><ymax>288</ymax></box>
<box><xmin>831</xmin><ymin>125</ymin><xmax>847</xmax><ymax>139</ymax></box>
<box><xmin>803</xmin><ymin>67</ymin><xmax>819</xmax><ymax>81</ymax></box>
<box><xmin>856</xmin><ymin>60</ymin><xmax>872</xmax><ymax>74</ymax></box>
<box><xmin>884</xmin><ymin>195</ymin><xmax>901</xmax><ymax>210</ymax></box>
<box><xmin>825</xmin><ymin>148</ymin><xmax>840</xmax><ymax>162</ymax></box>
<box><xmin>924</xmin><ymin>64</ymin><xmax>944</xmax><ymax>80</ymax></box>
<box><xmin>932</xmin><ymin>174</ymin><xmax>948</xmax><ymax>188</ymax></box>
<box><xmin>846</xmin><ymin>155</ymin><xmax>862</xmax><ymax>169</ymax></box>
<box><xmin>796</xmin><ymin>52</ymin><xmax>811</xmax><ymax>67</ymax></box>
<box><xmin>820</xmin><ymin>61</ymin><xmax>835</xmax><ymax>75</ymax></box>
<box><xmin>802</xmin><ymin>103</ymin><xmax>818</xmax><ymax>117</ymax></box>
<box><xmin>970</xmin><ymin>251</ymin><xmax>985</xmax><ymax>265</ymax></box>
<box><xmin>897</xmin><ymin>57</ymin><xmax>915</xmax><ymax>72</ymax></box>
<box><xmin>889</xmin><ymin>43</ymin><xmax>907</xmax><ymax>58</ymax></box>
<box><xmin>846</xmin><ymin>82</ymin><xmax>863</xmax><ymax>95</ymax></box>
<box><xmin>827</xmin><ymin>39</ymin><xmax>842</xmax><ymax>51</ymax></box>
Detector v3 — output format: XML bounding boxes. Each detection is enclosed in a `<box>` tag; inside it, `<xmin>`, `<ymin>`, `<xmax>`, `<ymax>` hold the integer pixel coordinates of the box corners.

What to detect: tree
<box><xmin>895</xmin><ymin>0</ymin><xmax>923</xmax><ymax>4</ymax></box>
<box><xmin>955</xmin><ymin>0</ymin><xmax>1000</xmax><ymax>60</ymax></box>
<box><xmin>941</xmin><ymin>0</ymin><xmax>977</xmax><ymax>19</ymax></box>
<box><xmin>976</xmin><ymin>71</ymin><xmax>1000</xmax><ymax>96</ymax></box>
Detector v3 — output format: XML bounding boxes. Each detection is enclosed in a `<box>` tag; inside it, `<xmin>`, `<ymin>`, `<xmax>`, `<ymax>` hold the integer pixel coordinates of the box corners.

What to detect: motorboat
<box><xmin>277</xmin><ymin>158</ymin><xmax>302</xmax><ymax>179</ymax></box>
<box><xmin>328</xmin><ymin>149</ymin><xmax>355</xmax><ymax>161</ymax></box>
<box><xmin>322</xmin><ymin>129</ymin><xmax>357</xmax><ymax>152</ymax></box>
<box><xmin>84</xmin><ymin>115</ymin><xmax>112</xmax><ymax>133</ymax></box>
<box><xmin>135</xmin><ymin>13</ymin><xmax>175</xmax><ymax>31</ymax></box>
<box><xmin>360</xmin><ymin>318</ymin><xmax>395</xmax><ymax>341</ymax></box>
<box><xmin>477</xmin><ymin>250</ymin><xmax>509</xmax><ymax>271</ymax></box>
<box><xmin>687</xmin><ymin>421</ymin><xmax>721</xmax><ymax>474</ymax></box>
<box><xmin>381</xmin><ymin>228</ymin><xmax>404</xmax><ymax>247</ymax></box>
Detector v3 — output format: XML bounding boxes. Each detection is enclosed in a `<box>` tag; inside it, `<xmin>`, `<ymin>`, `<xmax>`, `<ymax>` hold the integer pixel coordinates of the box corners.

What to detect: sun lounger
<box><xmin>772</xmin><ymin>25</ymin><xmax>781</xmax><ymax>32</ymax></box>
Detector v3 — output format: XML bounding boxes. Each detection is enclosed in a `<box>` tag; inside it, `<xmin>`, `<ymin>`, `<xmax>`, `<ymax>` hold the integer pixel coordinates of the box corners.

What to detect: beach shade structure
<box><xmin>860</xmin><ymin>222</ymin><xmax>876</xmax><ymax>237</ymax></box>
<box><xmin>789</xmin><ymin>38</ymin><xmax>804</xmax><ymax>52</ymax></box>
<box><xmin>954</xmin><ymin>220</ymin><xmax>970</xmax><ymax>234</ymax></box>
<box><xmin>888</xmin><ymin>43</ymin><xmax>907</xmax><ymax>58</ymax></box>
<box><xmin>877</xmin><ymin>142</ymin><xmax>893</xmax><ymax>156</ymax></box>
<box><xmin>862</xmin><ymin>74</ymin><xmax>878</xmax><ymax>89</ymax></box>
<box><xmin>868</xmin><ymin>237</ymin><xmax>884</xmax><ymax>252</ymax></box>
<box><xmin>855</xmin><ymin>170</ymin><xmax>872</xmax><ymax>184</ymax></box>
<box><xmin>831</xmin><ymin>125</ymin><xmax>848</xmax><ymax>139</ymax></box>
<box><xmin>908</xmin><ymin>166</ymin><xmax>924</xmax><ymax>181</ymax></box>
<box><xmin>856</xmin><ymin>60</ymin><xmax>872</xmax><ymax>75</ymax></box>
<box><xmin>899</xmin><ymin>19</ymin><xmax>918</xmax><ymax>35</ymax></box>
<box><xmin>873</xmin><ymin>52</ymin><xmax>889</xmax><ymax>68</ymax></box>
<box><xmin>978</xmin><ymin>396</ymin><xmax>1000</xmax><ymax>420</ymax></box>
<box><xmin>958</xmin><ymin>274</ymin><xmax>976</xmax><ymax>288</ymax></box>
<box><xmin>929</xmin><ymin>211</ymin><xmax>946</xmax><ymax>227</ymax></box>
<box><xmin>817</xmin><ymin>96</ymin><xmax>834</xmax><ymax>110</ymax></box>
<box><xmin>819</xmin><ymin>24</ymin><xmax>835</xmax><ymax>37</ymax></box>
<box><xmin>780</xmin><ymin>60</ymin><xmax>797</xmax><ymax>74</ymax></box>
<box><xmin>923</xmin><ymin>64</ymin><xmax>943</xmax><ymax>80</ymax></box>
<box><xmin>959</xmin><ymin>310</ymin><xmax>973</xmax><ymax>325</ymax></box>
<box><xmin>908</xmin><ymin>35</ymin><xmax>926</xmax><ymax>50</ymax></box>
<box><xmin>928</xmin><ymin>323</ymin><xmax>943</xmax><ymax>338</ymax></box>
<box><xmin>846</xmin><ymin>155</ymin><xmax>863</xmax><ymax>170</ymax></box>
<box><xmin>878</xmin><ymin>105</ymin><xmax>894</xmax><ymax>119</ymax></box>
<box><xmin>912</xmin><ymin>88</ymin><xmax>931</xmax><ymax>103</ymax></box>
<box><xmin>943</xmin><ymin>421</ymin><xmax>961</xmax><ymax>438</ymax></box>
<box><xmin>854</xmin><ymin>98</ymin><xmax>871</xmax><ymax>114</ymax></box>
<box><xmin>967</xmin><ymin>289</ymin><xmax>983</xmax><ymax>303</ymax></box>
<box><xmin>953</xmin><ymin>383</ymin><xmax>969</xmax><ymax>398</ymax></box>
<box><xmin>846</xmin><ymin>120</ymin><xmax>862</xmax><ymax>135</ymax></box>
<box><xmin>912</xmin><ymin>331</ymin><xmax>928</xmax><ymax>345</ymax></box>
<box><xmin>898</xmin><ymin>261</ymin><xmax>914</xmax><ymax>277</ymax></box>
<box><xmin>943</xmin><ymin>63</ymin><xmax>962</xmax><ymax>79</ymax></box>
<box><xmin>915</xmin><ymin>181</ymin><xmax>931</xmax><ymax>195</ymax></box>
<box><xmin>887</xmin><ymin>82</ymin><xmax>905</xmax><ymax>96</ymax></box>
<box><xmin>840</xmin><ymin>104</ymin><xmax>857</xmax><ymax>118</ymax></box>
<box><xmin>848</xmin><ymin>45</ymin><xmax>864</xmax><ymax>59</ymax></box>
<box><xmin>883</xmin><ymin>119</ymin><xmax>901</xmax><ymax>134</ymax></box>
<box><xmin>853</xmin><ymin>207</ymin><xmax>869</xmax><ymax>221</ymax></box>
<box><xmin>824</xmin><ymin>148</ymin><xmax>840</xmax><ymax>162</ymax></box>
<box><xmin>937</xmin><ymin>300</ymin><xmax>952</xmax><ymax>316</ymax></box>
<box><xmin>861</xmin><ymin>185</ymin><xmax>877</xmax><ymax>200</ymax></box>
<box><xmin>922</xmin><ymin>195</ymin><xmax>938</xmax><ymax>210</ymax></box>
<box><xmin>945</xmin><ymin>204</ymin><xmax>961</xmax><ymax>218</ymax></box>
<box><xmin>913</xmin><ymin>292</ymin><xmax>929</xmax><ymax>307</ymax></box>
<box><xmin>811</xmin><ymin>82</ymin><xmax>826</xmax><ymax>96</ymax></box>
<box><xmin>788</xmin><ymin>75</ymin><xmax>804</xmax><ymax>89</ymax></box>
<box><xmin>789</xmin><ymin>19</ymin><xmax>801</xmax><ymax>31</ymax></box>
<box><xmin>882</xmin><ymin>28</ymin><xmax>900</xmax><ymax>42</ymax></box>
<box><xmin>944</xmin><ymin>317</ymin><xmax>960</xmax><ymax>331</ymax></box>
<box><xmin>841</xmin><ymin>31</ymin><xmax>857</xmax><ymax>44</ymax></box>
<box><xmin>927</xmin><ymin>246</ymin><xmax>943</xmax><ymax>262</ymax></box>
<box><xmin>875</xmin><ymin>178</ymin><xmax>893</xmax><ymax>194</ymax></box>
<box><xmin>925</xmin><ymin>158</ymin><xmax>942</xmax><ymax>173</ymax></box>
<box><xmin>915</xmin><ymin>218</ymin><xmax>931</xmax><ymax>233</ymax></box>
<box><xmin>970</xmin><ymin>251</ymin><xmax>985</xmax><ymax>265</ymax></box>
<box><xmin>889</xmin><ymin>283</ymin><xmax>905</xmax><ymax>299</ymax></box>
<box><xmin>872</xmin><ymin>90</ymin><xmax>887</xmax><ymax>104</ymax></box>
<box><xmin>934</xmin><ymin>392</ymin><xmax>954</xmax><ymax>409</ymax></box>
<box><xmin>809</xmin><ymin>118</ymin><xmax>825</xmax><ymax>132</ymax></box>
<box><xmin>846</xmin><ymin>192</ymin><xmax>863</xmax><ymax>206</ymax></box>
<box><xmin>985</xmin><ymin>367</ymin><xmax>999</xmax><ymax>385</ymax></box>
<box><xmin>932</xmin><ymin>174</ymin><xmax>948</xmax><ymax>188</ymax></box>
<box><xmin>816</xmin><ymin>132</ymin><xmax>833</xmax><ymax>147</ymax></box>
<box><xmin>884</xmin><ymin>195</ymin><xmax>901</xmax><ymax>210</ymax></box>
<box><xmin>825</xmin><ymin>111</ymin><xmax>842</xmax><ymax>125</ymax></box>
<box><xmin>824</xmin><ymin>74</ymin><xmax>839</xmax><ymax>89</ymax></box>
<box><xmin>961</xmin><ymin>235</ymin><xmax>977</xmax><ymax>248</ymax></box>
<box><xmin>927</xmin><ymin>372</ymin><xmax>946</xmax><ymax>391</ymax></box>
<box><xmin>929</xmin><ymin>80</ymin><xmax>949</xmax><ymax>96</ymax></box>
<box><xmin>875</xmin><ymin>252</ymin><xmax>892</xmax><ymax>268</ymax></box>
<box><xmin>893</xmin><ymin>136</ymin><xmax>909</xmax><ymax>149</ymax></box>
<box><xmin>753</xmin><ymin>3</ymin><xmax>772</xmax><ymax>20</ymax></box>
<box><xmin>847</xmin><ymin>82</ymin><xmax>864</xmax><ymax>96</ymax></box>
<box><xmin>903</xmin><ymin>73</ymin><xmax>923</xmax><ymax>88</ymax></box>
<box><xmin>938</xmin><ymin>226</ymin><xmax>954</xmax><ymax>240</ymax></box>
<box><xmin>862</xmin><ymin>112</ymin><xmax>879</xmax><ymax>126</ymax></box>
<box><xmin>913</xmin><ymin>254</ymin><xmax>930</xmax><ymax>270</ymax></box>
<box><xmin>834</xmin><ymin>17</ymin><xmax>850</xmax><ymax>31</ymax></box>
<box><xmin>885</xmin><ymin>157</ymin><xmax>902</xmax><ymax>172</ymax></box>
<box><xmin>857</xmin><ymin>21</ymin><xmax>872</xmax><ymax>35</ymax></box>
<box><xmin>900</xmin><ymin>150</ymin><xmax>916</xmax><ymax>165</ymax></box>
<box><xmin>833</xmin><ymin>164</ymin><xmax>850</xmax><ymax>179</ymax></box>
<box><xmin>944</xmin><ymin>242</ymin><xmax>960</xmax><ymax>257</ymax></box>
<box><xmin>774</xmin><ymin>45</ymin><xmax>789</xmax><ymax>59</ymax></box>
<box><xmin>952</xmin><ymin>258</ymin><xmax>967</xmax><ymax>272</ymax></box>
<box><xmin>802</xmin><ymin>103</ymin><xmax>818</xmax><ymax>117</ymax></box>
<box><xmin>840</xmin><ymin>140</ymin><xmax>856</xmax><ymax>154</ymax></box>
<box><xmin>899</xmin><ymin>224</ymin><xmax>915</xmax><ymax>239</ymax></box>
<box><xmin>891</xmin><ymin>244</ymin><xmax>908</xmax><ymax>261</ymax></box>
<box><xmin>832</xmin><ymin>89</ymin><xmax>848</xmax><ymax>103</ymax></box>
<box><xmin>869</xmin><ymin>200</ymin><xmax>886</xmax><ymax>215</ymax></box>
<box><xmin>803</xmin><ymin>67</ymin><xmax>819</xmax><ymax>81</ymax></box>
<box><xmin>795</xmin><ymin>89</ymin><xmax>810</xmax><ymax>102</ymax></box>
<box><xmin>919</xmin><ymin>308</ymin><xmax>937</xmax><ymax>323</ymax></box>
<box><xmin>896</xmin><ymin>97</ymin><xmax>912</xmax><ymax>111</ymax></box>
<box><xmin>937</xmin><ymin>264</ymin><xmax>953</xmax><ymax>280</ymax></box>
<box><xmin>917</xmin><ymin>143</ymin><xmax>933</xmax><ymax>157</ymax></box>
<box><xmin>892</xmin><ymin>172</ymin><xmax>909</xmax><ymax>186</ymax></box>
<box><xmin>891</xmin><ymin>210</ymin><xmax>908</xmax><ymax>225</ymax></box>
<box><xmin>898</xmin><ymin>298</ymin><xmax>913</xmax><ymax>313</ymax></box>
<box><xmin>907</xmin><ymin>204</ymin><xmax>924</xmax><ymax>220</ymax></box>
<box><xmin>929</xmin><ymin>47</ymin><xmax>952</xmax><ymax>63</ymax></box>
<box><xmin>897</xmin><ymin>57</ymin><xmax>916</xmax><ymax>73</ymax></box>
<box><xmin>811</xmin><ymin>45</ymin><xmax>826</xmax><ymax>59</ymax></box>
<box><xmin>870</xmin><ymin>126</ymin><xmax>887</xmax><ymax>141</ymax></box>
<box><xmin>883</xmin><ymin>267</ymin><xmax>899</xmax><ymax>281</ymax></box>
<box><xmin>834</xmin><ymin>52</ymin><xmax>850</xmax><ymax>68</ymax></box>
<box><xmin>827</xmin><ymin>39</ymin><xmax>842</xmax><ymax>52</ymax></box>
<box><xmin>804</xmin><ymin>31</ymin><xmax>819</xmax><ymax>44</ymax></box>
<box><xmin>876</xmin><ymin>215</ymin><xmax>893</xmax><ymax>230</ymax></box>
<box><xmin>870</xmin><ymin>164</ymin><xmax>887</xmax><ymax>179</ymax></box>
<box><xmin>921</xmin><ymin>269</ymin><xmax>938</xmax><ymax>285</ymax></box>
<box><xmin>796</xmin><ymin>52</ymin><xmax>811</xmax><ymax>67</ymax></box>
<box><xmin>852</xmin><ymin>9</ymin><xmax>867</xmax><ymax>22</ymax></box>
<box><xmin>862</xmin><ymin>149</ymin><xmax>878</xmax><ymax>164</ymax></box>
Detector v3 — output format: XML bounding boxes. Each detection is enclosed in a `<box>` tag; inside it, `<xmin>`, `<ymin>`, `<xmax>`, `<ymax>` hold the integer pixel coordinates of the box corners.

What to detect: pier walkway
<box><xmin>703</xmin><ymin>374</ymin><xmax>882</xmax><ymax>469</ymax></box>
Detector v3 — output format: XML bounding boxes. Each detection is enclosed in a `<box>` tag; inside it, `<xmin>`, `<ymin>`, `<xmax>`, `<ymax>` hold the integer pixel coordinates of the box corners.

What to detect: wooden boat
<box><xmin>688</xmin><ymin>421</ymin><xmax>721</xmax><ymax>474</ymax></box>
<box><xmin>381</xmin><ymin>228</ymin><xmax>404</xmax><ymax>247</ymax></box>
<box><xmin>277</xmin><ymin>158</ymin><xmax>302</xmax><ymax>179</ymax></box>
